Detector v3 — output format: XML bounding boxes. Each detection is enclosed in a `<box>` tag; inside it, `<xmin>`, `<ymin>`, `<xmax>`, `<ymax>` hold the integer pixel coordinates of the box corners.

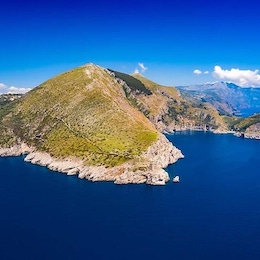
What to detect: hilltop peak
<box><xmin>131</xmin><ymin>72</ymin><xmax>144</xmax><ymax>76</ymax></box>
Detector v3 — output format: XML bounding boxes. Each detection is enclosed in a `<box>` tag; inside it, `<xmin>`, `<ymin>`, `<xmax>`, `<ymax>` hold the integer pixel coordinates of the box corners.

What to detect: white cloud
<box><xmin>0</xmin><ymin>82</ymin><xmax>31</xmax><ymax>94</ymax></box>
<box><xmin>7</xmin><ymin>86</ymin><xmax>31</xmax><ymax>94</ymax></box>
<box><xmin>193</xmin><ymin>69</ymin><xmax>202</xmax><ymax>75</ymax></box>
<box><xmin>194</xmin><ymin>69</ymin><xmax>210</xmax><ymax>75</ymax></box>
<box><xmin>138</xmin><ymin>62</ymin><xmax>148</xmax><ymax>73</ymax></box>
<box><xmin>213</xmin><ymin>65</ymin><xmax>260</xmax><ymax>87</ymax></box>
<box><xmin>133</xmin><ymin>68</ymin><xmax>140</xmax><ymax>74</ymax></box>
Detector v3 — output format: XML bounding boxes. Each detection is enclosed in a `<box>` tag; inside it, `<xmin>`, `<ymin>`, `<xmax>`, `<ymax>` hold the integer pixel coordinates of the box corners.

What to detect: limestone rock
<box><xmin>245</xmin><ymin>123</ymin><xmax>260</xmax><ymax>139</ymax></box>
<box><xmin>143</xmin><ymin>134</ymin><xmax>184</xmax><ymax>169</ymax></box>
<box><xmin>146</xmin><ymin>169</ymin><xmax>170</xmax><ymax>185</ymax></box>
<box><xmin>0</xmin><ymin>143</ymin><xmax>33</xmax><ymax>157</ymax></box>
<box><xmin>173</xmin><ymin>176</ymin><xmax>180</xmax><ymax>183</ymax></box>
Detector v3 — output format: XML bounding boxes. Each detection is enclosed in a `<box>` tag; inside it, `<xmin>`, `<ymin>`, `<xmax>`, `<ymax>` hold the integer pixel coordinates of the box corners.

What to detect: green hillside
<box><xmin>227</xmin><ymin>113</ymin><xmax>260</xmax><ymax>132</ymax></box>
<box><xmin>0</xmin><ymin>64</ymin><xmax>158</xmax><ymax>166</ymax></box>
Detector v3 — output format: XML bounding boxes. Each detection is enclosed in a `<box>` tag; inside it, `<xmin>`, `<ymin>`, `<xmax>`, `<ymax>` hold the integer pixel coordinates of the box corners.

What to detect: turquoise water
<box><xmin>0</xmin><ymin>131</ymin><xmax>259</xmax><ymax>259</ymax></box>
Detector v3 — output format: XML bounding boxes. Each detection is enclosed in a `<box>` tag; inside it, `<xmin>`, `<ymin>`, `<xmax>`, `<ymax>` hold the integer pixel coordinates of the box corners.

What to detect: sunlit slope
<box><xmin>126</xmin><ymin>73</ymin><xmax>226</xmax><ymax>131</ymax></box>
<box><xmin>0</xmin><ymin>64</ymin><xmax>158</xmax><ymax>166</ymax></box>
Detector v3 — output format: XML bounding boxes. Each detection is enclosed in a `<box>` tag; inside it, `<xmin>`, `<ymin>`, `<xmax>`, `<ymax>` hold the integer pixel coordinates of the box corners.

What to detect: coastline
<box><xmin>0</xmin><ymin>134</ymin><xmax>184</xmax><ymax>185</ymax></box>
<box><xmin>166</xmin><ymin>126</ymin><xmax>260</xmax><ymax>140</ymax></box>
<box><xmin>1</xmin><ymin>127</ymin><xmax>258</xmax><ymax>186</ymax></box>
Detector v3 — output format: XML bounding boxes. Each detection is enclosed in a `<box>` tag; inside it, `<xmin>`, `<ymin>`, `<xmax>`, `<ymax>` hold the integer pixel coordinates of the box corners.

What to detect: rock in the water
<box><xmin>173</xmin><ymin>175</ymin><xmax>180</xmax><ymax>183</ymax></box>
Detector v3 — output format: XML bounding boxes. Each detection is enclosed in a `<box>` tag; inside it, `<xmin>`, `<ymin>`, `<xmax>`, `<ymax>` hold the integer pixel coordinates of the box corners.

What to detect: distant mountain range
<box><xmin>176</xmin><ymin>82</ymin><xmax>260</xmax><ymax>117</ymax></box>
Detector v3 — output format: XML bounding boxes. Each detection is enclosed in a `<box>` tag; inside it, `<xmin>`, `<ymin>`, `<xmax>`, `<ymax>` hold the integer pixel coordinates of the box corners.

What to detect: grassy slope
<box><xmin>0</xmin><ymin>64</ymin><xmax>158</xmax><ymax>166</ymax></box>
<box><xmin>132</xmin><ymin>74</ymin><xmax>226</xmax><ymax>130</ymax></box>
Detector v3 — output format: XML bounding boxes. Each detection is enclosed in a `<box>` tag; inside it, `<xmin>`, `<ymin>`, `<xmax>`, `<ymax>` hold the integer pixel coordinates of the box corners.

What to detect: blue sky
<box><xmin>1</xmin><ymin>0</ymin><xmax>260</xmax><ymax>93</ymax></box>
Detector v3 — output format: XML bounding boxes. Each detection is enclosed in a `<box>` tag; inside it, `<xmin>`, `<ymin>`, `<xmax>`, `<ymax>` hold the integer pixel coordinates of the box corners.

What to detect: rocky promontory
<box><xmin>0</xmin><ymin>134</ymin><xmax>183</xmax><ymax>185</ymax></box>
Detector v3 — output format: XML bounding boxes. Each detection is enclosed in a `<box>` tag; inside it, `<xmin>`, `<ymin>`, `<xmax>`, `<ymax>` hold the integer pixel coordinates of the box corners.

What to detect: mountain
<box><xmin>0</xmin><ymin>65</ymin><xmax>159</xmax><ymax>163</ymax></box>
<box><xmin>0</xmin><ymin>64</ymin><xmax>186</xmax><ymax>185</ymax></box>
<box><xmin>176</xmin><ymin>82</ymin><xmax>260</xmax><ymax>116</ymax></box>
<box><xmin>109</xmin><ymin>70</ymin><xmax>227</xmax><ymax>132</ymax></box>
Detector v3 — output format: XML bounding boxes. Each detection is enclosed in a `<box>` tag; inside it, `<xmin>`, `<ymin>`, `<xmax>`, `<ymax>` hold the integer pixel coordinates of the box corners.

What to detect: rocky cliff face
<box><xmin>245</xmin><ymin>123</ymin><xmax>260</xmax><ymax>139</ymax></box>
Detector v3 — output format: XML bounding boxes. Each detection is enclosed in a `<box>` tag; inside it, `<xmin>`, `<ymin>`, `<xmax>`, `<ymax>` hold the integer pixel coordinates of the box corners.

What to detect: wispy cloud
<box><xmin>213</xmin><ymin>65</ymin><xmax>260</xmax><ymax>87</ymax></box>
<box><xmin>193</xmin><ymin>69</ymin><xmax>202</xmax><ymax>75</ymax></box>
<box><xmin>204</xmin><ymin>71</ymin><xmax>209</xmax><ymax>74</ymax></box>
<box><xmin>0</xmin><ymin>82</ymin><xmax>31</xmax><ymax>94</ymax></box>
<box><xmin>133</xmin><ymin>62</ymin><xmax>148</xmax><ymax>74</ymax></box>
<box><xmin>138</xmin><ymin>62</ymin><xmax>148</xmax><ymax>73</ymax></box>
<box><xmin>0</xmin><ymin>83</ymin><xmax>6</xmax><ymax>88</ymax></box>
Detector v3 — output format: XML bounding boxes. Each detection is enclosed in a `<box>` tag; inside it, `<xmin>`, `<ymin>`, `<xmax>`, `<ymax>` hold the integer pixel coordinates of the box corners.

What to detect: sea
<box><xmin>0</xmin><ymin>131</ymin><xmax>259</xmax><ymax>260</ymax></box>
<box><xmin>234</xmin><ymin>107</ymin><xmax>260</xmax><ymax>117</ymax></box>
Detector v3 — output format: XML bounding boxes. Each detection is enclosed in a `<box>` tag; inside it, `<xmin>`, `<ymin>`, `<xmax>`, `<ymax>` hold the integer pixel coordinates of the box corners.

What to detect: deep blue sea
<box><xmin>0</xmin><ymin>131</ymin><xmax>260</xmax><ymax>260</ymax></box>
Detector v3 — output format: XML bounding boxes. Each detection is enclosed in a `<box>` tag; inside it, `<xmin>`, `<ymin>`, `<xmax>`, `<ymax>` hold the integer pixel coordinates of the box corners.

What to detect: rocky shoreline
<box><xmin>1</xmin><ymin>128</ymin><xmax>258</xmax><ymax>186</ymax></box>
<box><xmin>170</xmin><ymin>127</ymin><xmax>260</xmax><ymax>140</ymax></box>
<box><xmin>0</xmin><ymin>134</ymin><xmax>184</xmax><ymax>185</ymax></box>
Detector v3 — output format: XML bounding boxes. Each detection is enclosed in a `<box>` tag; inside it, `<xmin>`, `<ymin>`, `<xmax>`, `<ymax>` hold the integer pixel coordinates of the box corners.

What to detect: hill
<box><xmin>225</xmin><ymin>113</ymin><xmax>260</xmax><ymax>139</ymax></box>
<box><xmin>111</xmin><ymin>71</ymin><xmax>227</xmax><ymax>132</ymax></box>
<box><xmin>0</xmin><ymin>64</ymin><xmax>184</xmax><ymax>185</ymax></box>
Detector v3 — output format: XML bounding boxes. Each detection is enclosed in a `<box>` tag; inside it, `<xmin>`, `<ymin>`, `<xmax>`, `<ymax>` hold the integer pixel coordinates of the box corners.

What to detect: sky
<box><xmin>1</xmin><ymin>0</ymin><xmax>260</xmax><ymax>93</ymax></box>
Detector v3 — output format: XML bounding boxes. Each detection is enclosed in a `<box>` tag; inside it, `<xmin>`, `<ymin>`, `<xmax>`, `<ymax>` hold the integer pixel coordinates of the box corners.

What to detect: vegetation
<box><xmin>226</xmin><ymin>113</ymin><xmax>260</xmax><ymax>132</ymax></box>
<box><xmin>108</xmin><ymin>69</ymin><xmax>152</xmax><ymax>95</ymax></box>
<box><xmin>131</xmin><ymin>74</ymin><xmax>226</xmax><ymax>130</ymax></box>
<box><xmin>0</xmin><ymin>64</ymin><xmax>158</xmax><ymax>166</ymax></box>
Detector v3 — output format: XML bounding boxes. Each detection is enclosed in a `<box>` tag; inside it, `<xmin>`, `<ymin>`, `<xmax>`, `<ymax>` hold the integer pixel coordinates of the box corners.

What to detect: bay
<box><xmin>0</xmin><ymin>131</ymin><xmax>259</xmax><ymax>260</ymax></box>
